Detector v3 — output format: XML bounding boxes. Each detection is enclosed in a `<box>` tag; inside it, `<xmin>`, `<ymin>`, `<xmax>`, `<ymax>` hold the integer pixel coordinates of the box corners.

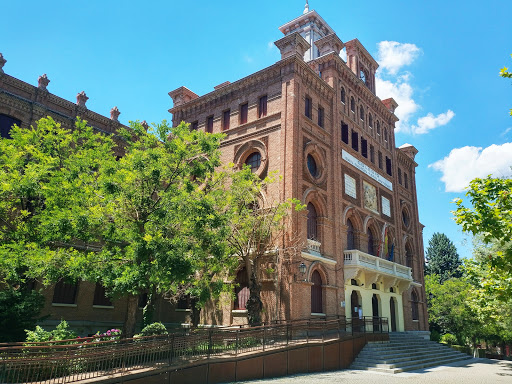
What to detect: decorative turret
<box><xmin>345</xmin><ymin>39</ymin><xmax>379</xmax><ymax>94</ymax></box>
<box><xmin>274</xmin><ymin>32</ymin><xmax>311</xmax><ymax>61</ymax></box>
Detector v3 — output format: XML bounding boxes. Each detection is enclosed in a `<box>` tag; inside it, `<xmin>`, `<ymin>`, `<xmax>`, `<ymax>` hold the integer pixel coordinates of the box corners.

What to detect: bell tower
<box><xmin>345</xmin><ymin>38</ymin><xmax>379</xmax><ymax>94</ymax></box>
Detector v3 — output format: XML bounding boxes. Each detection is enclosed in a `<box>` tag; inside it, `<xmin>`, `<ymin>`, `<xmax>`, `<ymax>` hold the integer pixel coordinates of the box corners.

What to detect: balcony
<box><xmin>301</xmin><ymin>239</ymin><xmax>337</xmax><ymax>265</ymax></box>
<box><xmin>343</xmin><ymin>250</ymin><xmax>414</xmax><ymax>292</ymax></box>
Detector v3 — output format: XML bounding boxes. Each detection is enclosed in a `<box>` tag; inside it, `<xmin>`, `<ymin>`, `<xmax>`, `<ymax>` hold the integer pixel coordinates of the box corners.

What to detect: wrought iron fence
<box><xmin>0</xmin><ymin>316</ymin><xmax>387</xmax><ymax>384</ymax></box>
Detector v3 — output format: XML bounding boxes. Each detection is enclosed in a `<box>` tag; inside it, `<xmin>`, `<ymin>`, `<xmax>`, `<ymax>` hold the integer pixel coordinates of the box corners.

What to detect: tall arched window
<box><xmin>234</xmin><ymin>268</ymin><xmax>250</xmax><ymax>310</ymax></box>
<box><xmin>350</xmin><ymin>97</ymin><xmax>355</xmax><ymax>112</ymax></box>
<box><xmin>360</xmin><ymin>105</ymin><xmax>364</xmax><ymax>121</ymax></box>
<box><xmin>367</xmin><ymin>228</ymin><xmax>375</xmax><ymax>255</ymax></box>
<box><xmin>376</xmin><ymin>121</ymin><xmax>381</xmax><ymax>135</ymax></box>
<box><xmin>369</xmin><ymin>114</ymin><xmax>373</xmax><ymax>128</ymax></box>
<box><xmin>307</xmin><ymin>203</ymin><xmax>318</xmax><ymax>240</ymax></box>
<box><xmin>411</xmin><ymin>290</ymin><xmax>419</xmax><ymax>320</ymax></box>
<box><xmin>406</xmin><ymin>243</ymin><xmax>414</xmax><ymax>275</ymax></box>
<box><xmin>0</xmin><ymin>114</ymin><xmax>21</xmax><ymax>139</ymax></box>
<box><xmin>340</xmin><ymin>87</ymin><xmax>346</xmax><ymax>104</ymax></box>
<box><xmin>311</xmin><ymin>270</ymin><xmax>323</xmax><ymax>314</ymax></box>
<box><xmin>346</xmin><ymin>218</ymin><xmax>355</xmax><ymax>250</ymax></box>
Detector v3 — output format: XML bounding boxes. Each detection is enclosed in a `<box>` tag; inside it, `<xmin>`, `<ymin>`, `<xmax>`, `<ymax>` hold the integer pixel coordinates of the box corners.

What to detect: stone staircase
<box><xmin>350</xmin><ymin>332</ymin><xmax>473</xmax><ymax>373</ymax></box>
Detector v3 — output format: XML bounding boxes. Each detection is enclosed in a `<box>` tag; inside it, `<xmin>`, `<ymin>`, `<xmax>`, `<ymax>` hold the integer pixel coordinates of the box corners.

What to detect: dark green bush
<box><xmin>25</xmin><ymin>320</ymin><xmax>77</xmax><ymax>343</ymax></box>
<box><xmin>137</xmin><ymin>322</ymin><xmax>168</xmax><ymax>337</ymax></box>
<box><xmin>0</xmin><ymin>287</ymin><xmax>45</xmax><ymax>342</ymax></box>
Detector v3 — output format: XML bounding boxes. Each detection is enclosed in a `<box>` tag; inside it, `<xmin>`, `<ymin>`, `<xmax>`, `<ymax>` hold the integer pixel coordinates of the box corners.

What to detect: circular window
<box><xmin>307</xmin><ymin>154</ymin><xmax>318</xmax><ymax>178</ymax></box>
<box><xmin>245</xmin><ymin>152</ymin><xmax>261</xmax><ymax>173</ymax></box>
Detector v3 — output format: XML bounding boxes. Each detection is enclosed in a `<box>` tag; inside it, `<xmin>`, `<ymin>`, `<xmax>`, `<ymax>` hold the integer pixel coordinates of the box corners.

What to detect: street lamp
<box><xmin>299</xmin><ymin>262</ymin><xmax>307</xmax><ymax>276</ymax></box>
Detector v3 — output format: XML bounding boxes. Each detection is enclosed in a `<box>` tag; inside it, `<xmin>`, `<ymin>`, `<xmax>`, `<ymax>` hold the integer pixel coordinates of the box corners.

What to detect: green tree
<box><xmin>424</xmin><ymin>232</ymin><xmax>462</xmax><ymax>283</ymax></box>
<box><xmin>500</xmin><ymin>53</ymin><xmax>512</xmax><ymax>115</ymax></box>
<box><xmin>453</xmin><ymin>176</ymin><xmax>512</xmax><ymax>299</ymax></box>
<box><xmin>0</xmin><ymin>286</ymin><xmax>45</xmax><ymax>342</ymax></box>
<box><xmin>425</xmin><ymin>274</ymin><xmax>480</xmax><ymax>345</ymax></box>
<box><xmin>226</xmin><ymin>168</ymin><xmax>303</xmax><ymax>326</ymax></box>
<box><xmin>1</xmin><ymin>117</ymin><xmax>238</xmax><ymax>337</ymax></box>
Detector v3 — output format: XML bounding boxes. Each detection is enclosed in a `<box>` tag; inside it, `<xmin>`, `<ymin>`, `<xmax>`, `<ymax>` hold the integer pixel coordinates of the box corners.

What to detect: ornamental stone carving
<box><xmin>274</xmin><ymin>32</ymin><xmax>311</xmax><ymax>61</ymax></box>
<box><xmin>76</xmin><ymin>91</ymin><xmax>89</xmax><ymax>107</ymax></box>
<box><xmin>110</xmin><ymin>106</ymin><xmax>120</xmax><ymax>121</ymax></box>
<box><xmin>38</xmin><ymin>74</ymin><xmax>50</xmax><ymax>90</ymax></box>
<box><xmin>141</xmin><ymin>120</ymin><xmax>149</xmax><ymax>131</ymax></box>
<box><xmin>0</xmin><ymin>53</ymin><xmax>6</xmax><ymax>74</ymax></box>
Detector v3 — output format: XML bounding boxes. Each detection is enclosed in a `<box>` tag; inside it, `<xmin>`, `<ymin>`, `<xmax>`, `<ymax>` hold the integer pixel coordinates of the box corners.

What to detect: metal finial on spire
<box><xmin>303</xmin><ymin>0</ymin><xmax>309</xmax><ymax>14</ymax></box>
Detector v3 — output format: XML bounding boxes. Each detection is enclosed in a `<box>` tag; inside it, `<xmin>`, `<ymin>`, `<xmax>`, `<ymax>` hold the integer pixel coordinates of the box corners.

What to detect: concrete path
<box><xmin>235</xmin><ymin>358</ymin><xmax>512</xmax><ymax>384</ymax></box>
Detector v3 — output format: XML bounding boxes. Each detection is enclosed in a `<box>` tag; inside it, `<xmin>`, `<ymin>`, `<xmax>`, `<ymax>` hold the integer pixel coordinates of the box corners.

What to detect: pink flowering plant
<box><xmin>94</xmin><ymin>328</ymin><xmax>122</xmax><ymax>341</ymax></box>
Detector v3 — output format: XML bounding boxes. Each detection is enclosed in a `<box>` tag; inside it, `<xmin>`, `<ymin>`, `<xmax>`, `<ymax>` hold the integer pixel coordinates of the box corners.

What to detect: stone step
<box><xmin>363</xmin><ymin>344</ymin><xmax>451</xmax><ymax>354</ymax></box>
<box><xmin>351</xmin><ymin>355</ymin><xmax>472</xmax><ymax>373</ymax></box>
<box><xmin>358</xmin><ymin>347</ymin><xmax>464</xmax><ymax>359</ymax></box>
<box><xmin>355</xmin><ymin>350</ymin><xmax>467</xmax><ymax>365</ymax></box>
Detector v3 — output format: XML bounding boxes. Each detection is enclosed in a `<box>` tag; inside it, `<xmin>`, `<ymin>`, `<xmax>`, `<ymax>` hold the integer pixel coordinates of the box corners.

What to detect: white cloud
<box><xmin>377</xmin><ymin>41</ymin><xmax>421</xmax><ymax>75</ymax></box>
<box><xmin>501</xmin><ymin>127</ymin><xmax>512</xmax><ymax>137</ymax></box>
<box><xmin>339</xmin><ymin>47</ymin><xmax>347</xmax><ymax>62</ymax></box>
<box><xmin>429</xmin><ymin>143</ymin><xmax>512</xmax><ymax>192</ymax></box>
<box><xmin>375</xmin><ymin>41</ymin><xmax>454</xmax><ymax>135</ymax></box>
<box><xmin>411</xmin><ymin>110</ymin><xmax>455</xmax><ymax>134</ymax></box>
<box><xmin>376</xmin><ymin>74</ymin><xmax>418</xmax><ymax>132</ymax></box>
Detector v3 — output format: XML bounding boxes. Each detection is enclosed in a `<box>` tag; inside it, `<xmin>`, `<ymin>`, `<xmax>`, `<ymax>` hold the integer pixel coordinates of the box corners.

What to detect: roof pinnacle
<box><xmin>303</xmin><ymin>0</ymin><xmax>309</xmax><ymax>14</ymax></box>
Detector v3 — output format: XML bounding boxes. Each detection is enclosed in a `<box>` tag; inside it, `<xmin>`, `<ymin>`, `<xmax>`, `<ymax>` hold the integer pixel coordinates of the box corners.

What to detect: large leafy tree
<box><xmin>424</xmin><ymin>232</ymin><xmax>462</xmax><ymax>283</ymax></box>
<box><xmin>226</xmin><ymin>169</ymin><xmax>303</xmax><ymax>326</ymax></box>
<box><xmin>0</xmin><ymin>117</ymin><xmax>238</xmax><ymax>337</ymax></box>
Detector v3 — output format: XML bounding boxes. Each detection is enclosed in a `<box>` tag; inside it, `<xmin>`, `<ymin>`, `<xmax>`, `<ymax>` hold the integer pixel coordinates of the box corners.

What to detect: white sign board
<box><xmin>344</xmin><ymin>174</ymin><xmax>356</xmax><ymax>198</ymax></box>
<box><xmin>382</xmin><ymin>196</ymin><xmax>391</xmax><ymax>217</ymax></box>
<box><xmin>342</xmin><ymin>150</ymin><xmax>393</xmax><ymax>191</ymax></box>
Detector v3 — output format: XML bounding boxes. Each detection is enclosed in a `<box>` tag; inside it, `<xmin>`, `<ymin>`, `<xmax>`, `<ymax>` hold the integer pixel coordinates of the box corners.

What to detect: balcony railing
<box><xmin>343</xmin><ymin>249</ymin><xmax>413</xmax><ymax>286</ymax></box>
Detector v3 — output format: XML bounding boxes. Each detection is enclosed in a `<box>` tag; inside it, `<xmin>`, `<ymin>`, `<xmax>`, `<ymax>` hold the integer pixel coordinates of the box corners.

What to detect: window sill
<box><xmin>52</xmin><ymin>303</ymin><xmax>77</xmax><ymax>307</ymax></box>
<box><xmin>232</xmin><ymin>310</ymin><xmax>248</xmax><ymax>314</ymax></box>
<box><xmin>92</xmin><ymin>305</ymin><xmax>114</xmax><ymax>309</ymax></box>
<box><xmin>175</xmin><ymin>309</ymin><xmax>192</xmax><ymax>312</ymax></box>
<box><xmin>311</xmin><ymin>313</ymin><xmax>326</xmax><ymax>317</ymax></box>
<box><xmin>412</xmin><ymin>319</ymin><xmax>419</xmax><ymax>322</ymax></box>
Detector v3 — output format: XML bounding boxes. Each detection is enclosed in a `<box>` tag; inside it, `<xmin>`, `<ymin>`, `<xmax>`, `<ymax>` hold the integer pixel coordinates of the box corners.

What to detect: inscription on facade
<box><xmin>344</xmin><ymin>174</ymin><xmax>356</xmax><ymax>198</ymax></box>
<box><xmin>342</xmin><ymin>150</ymin><xmax>393</xmax><ymax>191</ymax></box>
<box><xmin>382</xmin><ymin>196</ymin><xmax>391</xmax><ymax>217</ymax></box>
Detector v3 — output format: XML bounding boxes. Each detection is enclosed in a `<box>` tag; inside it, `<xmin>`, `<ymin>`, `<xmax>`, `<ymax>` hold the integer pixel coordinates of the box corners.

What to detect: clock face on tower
<box><xmin>360</xmin><ymin>69</ymin><xmax>366</xmax><ymax>84</ymax></box>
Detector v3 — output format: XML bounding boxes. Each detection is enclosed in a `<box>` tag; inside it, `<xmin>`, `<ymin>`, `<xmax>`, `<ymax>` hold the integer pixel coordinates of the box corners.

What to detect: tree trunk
<box><xmin>246</xmin><ymin>272</ymin><xmax>263</xmax><ymax>326</ymax></box>
<box><xmin>191</xmin><ymin>298</ymin><xmax>201</xmax><ymax>328</ymax></box>
<box><xmin>123</xmin><ymin>294</ymin><xmax>138</xmax><ymax>338</ymax></box>
<box><xmin>142</xmin><ymin>288</ymin><xmax>156</xmax><ymax>329</ymax></box>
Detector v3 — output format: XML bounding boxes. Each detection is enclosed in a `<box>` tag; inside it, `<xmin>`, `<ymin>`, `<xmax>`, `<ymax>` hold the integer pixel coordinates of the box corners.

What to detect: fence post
<box><xmin>263</xmin><ymin>326</ymin><xmax>266</xmax><ymax>352</ymax></box>
<box><xmin>170</xmin><ymin>333</ymin><xmax>175</xmax><ymax>365</ymax></box>
<box><xmin>208</xmin><ymin>329</ymin><xmax>213</xmax><ymax>359</ymax></box>
<box><xmin>286</xmin><ymin>323</ymin><xmax>289</xmax><ymax>345</ymax></box>
<box><xmin>306</xmin><ymin>321</ymin><xmax>309</xmax><ymax>344</ymax></box>
<box><xmin>236</xmin><ymin>330</ymin><xmax>239</xmax><ymax>356</ymax></box>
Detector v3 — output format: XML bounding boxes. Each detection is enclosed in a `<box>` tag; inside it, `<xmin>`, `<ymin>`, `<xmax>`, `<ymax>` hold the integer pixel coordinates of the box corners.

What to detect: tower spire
<box><xmin>303</xmin><ymin>0</ymin><xmax>309</xmax><ymax>14</ymax></box>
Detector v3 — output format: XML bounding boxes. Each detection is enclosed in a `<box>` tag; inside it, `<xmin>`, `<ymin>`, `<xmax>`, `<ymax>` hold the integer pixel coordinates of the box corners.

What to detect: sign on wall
<box><xmin>342</xmin><ymin>150</ymin><xmax>393</xmax><ymax>191</ymax></box>
<box><xmin>344</xmin><ymin>174</ymin><xmax>356</xmax><ymax>198</ymax></box>
<box><xmin>382</xmin><ymin>196</ymin><xmax>391</xmax><ymax>217</ymax></box>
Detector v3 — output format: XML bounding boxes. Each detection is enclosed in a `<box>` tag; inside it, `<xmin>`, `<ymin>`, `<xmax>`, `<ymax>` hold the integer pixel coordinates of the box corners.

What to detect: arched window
<box><xmin>346</xmin><ymin>218</ymin><xmax>355</xmax><ymax>250</ymax></box>
<box><xmin>340</xmin><ymin>87</ymin><xmax>346</xmax><ymax>104</ymax></box>
<box><xmin>311</xmin><ymin>270</ymin><xmax>323</xmax><ymax>313</ymax></box>
<box><xmin>411</xmin><ymin>290</ymin><xmax>419</xmax><ymax>320</ymax></box>
<box><xmin>307</xmin><ymin>203</ymin><xmax>318</xmax><ymax>240</ymax></box>
<box><xmin>367</xmin><ymin>228</ymin><xmax>375</xmax><ymax>255</ymax></box>
<box><xmin>376</xmin><ymin>121</ymin><xmax>381</xmax><ymax>135</ymax></box>
<box><xmin>384</xmin><ymin>128</ymin><xmax>388</xmax><ymax>142</ymax></box>
<box><xmin>307</xmin><ymin>154</ymin><xmax>318</xmax><ymax>178</ymax></box>
<box><xmin>0</xmin><ymin>114</ymin><xmax>21</xmax><ymax>139</ymax></box>
<box><xmin>234</xmin><ymin>268</ymin><xmax>250</xmax><ymax>310</ymax></box>
<box><xmin>369</xmin><ymin>114</ymin><xmax>373</xmax><ymax>128</ymax></box>
<box><xmin>350</xmin><ymin>97</ymin><xmax>355</xmax><ymax>112</ymax></box>
<box><xmin>406</xmin><ymin>243</ymin><xmax>414</xmax><ymax>276</ymax></box>
<box><xmin>360</xmin><ymin>105</ymin><xmax>364</xmax><ymax>121</ymax></box>
<box><xmin>245</xmin><ymin>152</ymin><xmax>261</xmax><ymax>173</ymax></box>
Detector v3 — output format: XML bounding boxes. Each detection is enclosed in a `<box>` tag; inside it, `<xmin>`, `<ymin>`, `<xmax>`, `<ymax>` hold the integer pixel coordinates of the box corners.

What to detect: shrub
<box><xmin>25</xmin><ymin>320</ymin><xmax>77</xmax><ymax>344</ymax></box>
<box><xmin>440</xmin><ymin>333</ymin><xmax>457</xmax><ymax>345</ymax></box>
<box><xmin>430</xmin><ymin>329</ymin><xmax>441</xmax><ymax>342</ymax></box>
<box><xmin>94</xmin><ymin>328</ymin><xmax>122</xmax><ymax>341</ymax></box>
<box><xmin>137</xmin><ymin>322</ymin><xmax>168</xmax><ymax>337</ymax></box>
<box><xmin>0</xmin><ymin>287</ymin><xmax>45</xmax><ymax>342</ymax></box>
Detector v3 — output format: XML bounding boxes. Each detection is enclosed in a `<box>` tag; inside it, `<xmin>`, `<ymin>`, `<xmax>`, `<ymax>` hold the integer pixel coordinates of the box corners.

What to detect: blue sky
<box><xmin>2</xmin><ymin>0</ymin><xmax>511</xmax><ymax>259</ymax></box>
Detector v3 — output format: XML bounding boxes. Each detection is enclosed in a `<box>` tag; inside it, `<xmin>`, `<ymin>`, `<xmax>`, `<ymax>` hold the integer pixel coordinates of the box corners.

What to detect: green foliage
<box><xmin>137</xmin><ymin>322</ymin><xmax>168</xmax><ymax>337</ymax></box>
<box><xmin>424</xmin><ymin>232</ymin><xmax>462</xmax><ymax>282</ymax></box>
<box><xmin>0</xmin><ymin>287</ymin><xmax>45</xmax><ymax>342</ymax></box>
<box><xmin>425</xmin><ymin>274</ymin><xmax>480</xmax><ymax>344</ymax></box>
<box><xmin>25</xmin><ymin>320</ymin><xmax>77</xmax><ymax>343</ymax></box>
<box><xmin>440</xmin><ymin>333</ymin><xmax>457</xmax><ymax>345</ymax></box>
<box><xmin>453</xmin><ymin>176</ymin><xmax>512</xmax><ymax>299</ymax></box>
<box><xmin>500</xmin><ymin>54</ymin><xmax>512</xmax><ymax>115</ymax></box>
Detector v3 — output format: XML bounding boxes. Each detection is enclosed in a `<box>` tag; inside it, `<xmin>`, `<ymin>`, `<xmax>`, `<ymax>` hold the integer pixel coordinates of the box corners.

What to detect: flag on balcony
<box><xmin>388</xmin><ymin>243</ymin><xmax>394</xmax><ymax>262</ymax></box>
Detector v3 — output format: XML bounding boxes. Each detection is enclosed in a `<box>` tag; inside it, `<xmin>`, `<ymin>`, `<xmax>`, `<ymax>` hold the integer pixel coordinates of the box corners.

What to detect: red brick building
<box><xmin>169</xmin><ymin>5</ymin><xmax>428</xmax><ymax>332</ymax></box>
<box><xmin>0</xmin><ymin>4</ymin><xmax>428</xmax><ymax>334</ymax></box>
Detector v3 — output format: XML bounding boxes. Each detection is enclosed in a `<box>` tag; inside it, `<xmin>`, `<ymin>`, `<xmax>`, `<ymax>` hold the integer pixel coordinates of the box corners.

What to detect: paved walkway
<box><xmin>236</xmin><ymin>358</ymin><xmax>512</xmax><ymax>384</ymax></box>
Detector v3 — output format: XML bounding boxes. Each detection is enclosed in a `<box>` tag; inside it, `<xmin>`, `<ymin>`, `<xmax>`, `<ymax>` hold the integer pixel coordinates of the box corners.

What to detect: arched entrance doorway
<box><xmin>350</xmin><ymin>290</ymin><xmax>361</xmax><ymax>331</ymax></box>
<box><xmin>390</xmin><ymin>297</ymin><xmax>397</xmax><ymax>332</ymax></box>
<box><xmin>372</xmin><ymin>294</ymin><xmax>380</xmax><ymax>332</ymax></box>
<box><xmin>311</xmin><ymin>270</ymin><xmax>323</xmax><ymax>314</ymax></box>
